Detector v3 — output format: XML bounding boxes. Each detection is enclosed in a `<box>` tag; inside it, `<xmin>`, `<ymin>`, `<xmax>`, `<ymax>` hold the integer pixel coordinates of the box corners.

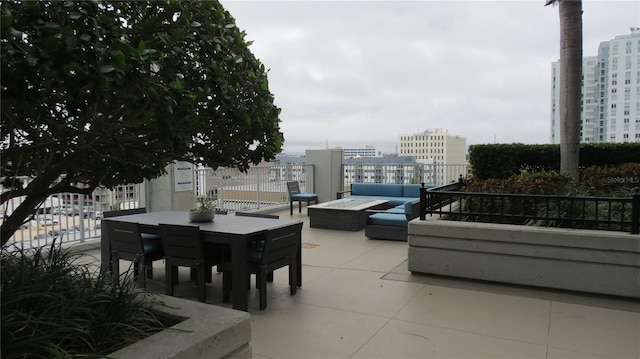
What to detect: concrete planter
<box><xmin>408</xmin><ymin>219</ymin><xmax>640</xmax><ymax>298</ymax></box>
<box><xmin>109</xmin><ymin>294</ymin><xmax>252</xmax><ymax>359</ymax></box>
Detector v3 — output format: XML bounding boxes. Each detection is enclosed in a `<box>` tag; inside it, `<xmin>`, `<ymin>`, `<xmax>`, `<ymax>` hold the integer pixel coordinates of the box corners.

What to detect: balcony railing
<box><xmin>2</xmin><ymin>182</ymin><xmax>145</xmax><ymax>249</ymax></box>
<box><xmin>342</xmin><ymin>163</ymin><xmax>468</xmax><ymax>189</ymax></box>
<box><xmin>419</xmin><ymin>186</ymin><xmax>640</xmax><ymax>235</ymax></box>
<box><xmin>4</xmin><ymin>162</ymin><xmax>471</xmax><ymax>248</ymax></box>
<box><xmin>194</xmin><ymin>164</ymin><xmax>314</xmax><ymax>212</ymax></box>
<box><xmin>2</xmin><ymin>165</ymin><xmax>315</xmax><ymax>248</ymax></box>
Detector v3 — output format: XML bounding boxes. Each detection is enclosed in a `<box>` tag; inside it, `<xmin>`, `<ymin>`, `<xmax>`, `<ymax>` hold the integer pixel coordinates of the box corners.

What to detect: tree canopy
<box><xmin>0</xmin><ymin>0</ymin><xmax>284</xmax><ymax>244</ymax></box>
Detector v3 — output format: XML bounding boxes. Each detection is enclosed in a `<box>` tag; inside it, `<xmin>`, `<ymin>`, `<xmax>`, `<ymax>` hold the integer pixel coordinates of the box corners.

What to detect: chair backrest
<box><xmin>260</xmin><ymin>223</ymin><xmax>303</xmax><ymax>266</ymax></box>
<box><xmin>103</xmin><ymin>208</ymin><xmax>147</xmax><ymax>218</ymax></box>
<box><xmin>215</xmin><ymin>210</ymin><xmax>228</xmax><ymax>215</ymax></box>
<box><xmin>159</xmin><ymin>224</ymin><xmax>205</xmax><ymax>261</ymax></box>
<box><xmin>105</xmin><ymin>221</ymin><xmax>144</xmax><ymax>254</ymax></box>
<box><xmin>286</xmin><ymin>181</ymin><xmax>301</xmax><ymax>196</ymax></box>
<box><xmin>235</xmin><ymin>212</ymin><xmax>279</xmax><ymax>219</ymax></box>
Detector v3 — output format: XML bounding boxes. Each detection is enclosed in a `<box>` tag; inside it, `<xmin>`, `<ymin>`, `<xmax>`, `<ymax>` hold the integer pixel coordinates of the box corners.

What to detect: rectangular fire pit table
<box><xmin>308</xmin><ymin>198</ymin><xmax>389</xmax><ymax>231</ymax></box>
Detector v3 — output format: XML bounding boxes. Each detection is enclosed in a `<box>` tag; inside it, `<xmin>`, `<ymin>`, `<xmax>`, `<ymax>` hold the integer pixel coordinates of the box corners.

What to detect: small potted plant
<box><xmin>188</xmin><ymin>195</ymin><xmax>217</xmax><ymax>222</ymax></box>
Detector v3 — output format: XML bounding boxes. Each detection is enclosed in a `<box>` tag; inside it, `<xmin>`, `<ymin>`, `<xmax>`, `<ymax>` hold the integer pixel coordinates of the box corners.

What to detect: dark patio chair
<box><xmin>221</xmin><ymin>222</ymin><xmax>303</xmax><ymax>310</ymax></box>
<box><xmin>235</xmin><ymin>211</ymin><xmax>278</xmax><ymax>247</ymax></box>
<box><xmin>233</xmin><ymin>212</ymin><xmax>279</xmax><ymax>279</ymax></box>
<box><xmin>104</xmin><ymin>208</ymin><xmax>162</xmax><ymax>279</ymax></box>
<box><xmin>103</xmin><ymin>208</ymin><xmax>147</xmax><ymax>218</ymax></box>
<box><xmin>286</xmin><ymin>181</ymin><xmax>318</xmax><ymax>215</ymax></box>
<box><xmin>159</xmin><ymin>224</ymin><xmax>222</xmax><ymax>303</ymax></box>
<box><xmin>235</xmin><ymin>212</ymin><xmax>279</xmax><ymax>219</ymax></box>
<box><xmin>104</xmin><ymin>220</ymin><xmax>164</xmax><ymax>289</ymax></box>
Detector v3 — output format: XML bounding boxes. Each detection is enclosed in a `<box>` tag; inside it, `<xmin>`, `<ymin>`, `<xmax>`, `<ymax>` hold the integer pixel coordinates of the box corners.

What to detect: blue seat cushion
<box><xmin>368</xmin><ymin>213</ymin><xmax>407</xmax><ymax>227</ymax></box>
<box><xmin>352</xmin><ymin>183</ymin><xmax>403</xmax><ymax>197</ymax></box>
<box><xmin>402</xmin><ymin>184</ymin><xmax>421</xmax><ymax>197</ymax></box>
<box><xmin>403</xmin><ymin>184</ymin><xmax>438</xmax><ymax>197</ymax></box>
<box><xmin>385</xmin><ymin>205</ymin><xmax>407</xmax><ymax>214</ymax></box>
<box><xmin>347</xmin><ymin>195</ymin><xmax>417</xmax><ymax>206</ymax></box>
<box><xmin>141</xmin><ymin>233</ymin><xmax>162</xmax><ymax>253</ymax></box>
<box><xmin>247</xmin><ymin>249</ymin><xmax>262</xmax><ymax>263</ymax></box>
<box><xmin>291</xmin><ymin>193</ymin><xmax>317</xmax><ymax>200</ymax></box>
<box><xmin>385</xmin><ymin>202</ymin><xmax>412</xmax><ymax>214</ymax></box>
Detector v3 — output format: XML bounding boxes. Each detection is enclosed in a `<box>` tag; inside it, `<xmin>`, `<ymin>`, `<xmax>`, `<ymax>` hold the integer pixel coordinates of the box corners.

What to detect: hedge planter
<box><xmin>408</xmin><ymin>219</ymin><xmax>640</xmax><ymax>298</ymax></box>
<box><xmin>109</xmin><ymin>294</ymin><xmax>252</xmax><ymax>359</ymax></box>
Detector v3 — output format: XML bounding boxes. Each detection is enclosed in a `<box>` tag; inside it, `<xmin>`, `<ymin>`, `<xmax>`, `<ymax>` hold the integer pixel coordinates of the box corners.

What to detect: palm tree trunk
<box><xmin>557</xmin><ymin>0</ymin><xmax>582</xmax><ymax>181</ymax></box>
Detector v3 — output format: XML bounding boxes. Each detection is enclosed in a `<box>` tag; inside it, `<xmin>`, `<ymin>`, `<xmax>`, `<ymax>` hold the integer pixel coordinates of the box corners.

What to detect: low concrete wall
<box><xmin>110</xmin><ymin>294</ymin><xmax>252</xmax><ymax>359</ymax></box>
<box><xmin>408</xmin><ymin>219</ymin><xmax>640</xmax><ymax>298</ymax></box>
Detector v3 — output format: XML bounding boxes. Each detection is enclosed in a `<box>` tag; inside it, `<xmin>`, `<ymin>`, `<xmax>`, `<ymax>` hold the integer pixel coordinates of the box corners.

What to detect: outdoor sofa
<box><xmin>337</xmin><ymin>182</ymin><xmax>429</xmax><ymax>206</ymax></box>
<box><xmin>364</xmin><ymin>201</ymin><xmax>418</xmax><ymax>241</ymax></box>
<box><xmin>337</xmin><ymin>183</ymin><xmax>436</xmax><ymax>241</ymax></box>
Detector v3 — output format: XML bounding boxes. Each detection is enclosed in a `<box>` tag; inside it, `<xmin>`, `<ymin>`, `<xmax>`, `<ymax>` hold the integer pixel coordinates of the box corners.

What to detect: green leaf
<box><xmin>0</xmin><ymin>15</ymin><xmax>13</xmax><ymax>29</ymax></box>
<box><xmin>114</xmin><ymin>53</ymin><xmax>125</xmax><ymax>67</ymax></box>
<box><xmin>99</xmin><ymin>65</ymin><xmax>115</xmax><ymax>73</ymax></box>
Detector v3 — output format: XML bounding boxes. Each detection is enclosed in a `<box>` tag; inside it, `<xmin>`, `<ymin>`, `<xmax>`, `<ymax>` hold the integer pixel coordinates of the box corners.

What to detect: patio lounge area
<box><xmin>79</xmin><ymin>207</ymin><xmax>640</xmax><ymax>359</ymax></box>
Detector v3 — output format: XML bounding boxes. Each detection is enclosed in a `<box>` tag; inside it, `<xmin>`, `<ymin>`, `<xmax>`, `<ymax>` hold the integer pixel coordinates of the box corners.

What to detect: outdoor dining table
<box><xmin>100</xmin><ymin>210</ymin><xmax>303</xmax><ymax>311</ymax></box>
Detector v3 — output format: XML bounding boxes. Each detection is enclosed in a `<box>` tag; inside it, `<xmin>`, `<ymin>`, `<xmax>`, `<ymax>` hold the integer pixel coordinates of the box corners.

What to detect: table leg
<box><xmin>296</xmin><ymin>231</ymin><xmax>302</xmax><ymax>287</ymax></box>
<box><xmin>100</xmin><ymin>224</ymin><xmax>111</xmax><ymax>274</ymax></box>
<box><xmin>231</xmin><ymin>236</ymin><xmax>248</xmax><ymax>311</ymax></box>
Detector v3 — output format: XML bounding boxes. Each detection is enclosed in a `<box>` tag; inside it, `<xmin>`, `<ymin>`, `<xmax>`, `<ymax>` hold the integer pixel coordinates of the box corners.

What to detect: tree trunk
<box><xmin>558</xmin><ymin>0</ymin><xmax>582</xmax><ymax>181</ymax></box>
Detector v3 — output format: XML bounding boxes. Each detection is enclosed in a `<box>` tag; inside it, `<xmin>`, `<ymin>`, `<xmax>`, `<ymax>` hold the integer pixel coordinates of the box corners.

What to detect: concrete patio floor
<box><xmin>81</xmin><ymin>208</ymin><xmax>640</xmax><ymax>359</ymax></box>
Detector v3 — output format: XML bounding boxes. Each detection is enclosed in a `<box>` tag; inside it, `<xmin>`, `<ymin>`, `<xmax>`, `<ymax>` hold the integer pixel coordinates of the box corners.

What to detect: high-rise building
<box><xmin>551</xmin><ymin>28</ymin><xmax>640</xmax><ymax>143</ymax></box>
<box><xmin>398</xmin><ymin>128</ymin><xmax>466</xmax><ymax>164</ymax></box>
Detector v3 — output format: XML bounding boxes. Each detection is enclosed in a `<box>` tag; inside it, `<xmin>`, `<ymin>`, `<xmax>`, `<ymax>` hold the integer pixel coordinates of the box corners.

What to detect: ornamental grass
<box><xmin>1</xmin><ymin>242</ymin><xmax>166</xmax><ymax>358</ymax></box>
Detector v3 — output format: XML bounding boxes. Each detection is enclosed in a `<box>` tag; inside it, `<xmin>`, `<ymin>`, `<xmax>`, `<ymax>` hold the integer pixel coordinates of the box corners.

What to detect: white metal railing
<box><xmin>342</xmin><ymin>163</ymin><xmax>469</xmax><ymax>188</ymax></box>
<box><xmin>4</xmin><ymin>162</ymin><xmax>464</xmax><ymax>248</ymax></box>
<box><xmin>194</xmin><ymin>164</ymin><xmax>315</xmax><ymax>212</ymax></box>
<box><xmin>1</xmin><ymin>182</ymin><xmax>144</xmax><ymax>249</ymax></box>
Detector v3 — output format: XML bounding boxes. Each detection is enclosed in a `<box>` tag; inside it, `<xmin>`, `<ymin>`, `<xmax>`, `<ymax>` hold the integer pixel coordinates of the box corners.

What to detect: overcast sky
<box><xmin>220</xmin><ymin>0</ymin><xmax>640</xmax><ymax>154</ymax></box>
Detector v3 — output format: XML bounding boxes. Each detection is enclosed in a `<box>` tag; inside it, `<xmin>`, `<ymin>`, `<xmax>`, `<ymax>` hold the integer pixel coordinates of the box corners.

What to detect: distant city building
<box><xmin>341</xmin><ymin>145</ymin><xmax>382</xmax><ymax>158</ymax></box>
<box><xmin>344</xmin><ymin>156</ymin><xmax>418</xmax><ymax>184</ymax></box>
<box><xmin>551</xmin><ymin>28</ymin><xmax>640</xmax><ymax>143</ymax></box>
<box><xmin>273</xmin><ymin>154</ymin><xmax>306</xmax><ymax>165</ymax></box>
<box><xmin>398</xmin><ymin>128</ymin><xmax>466</xmax><ymax>164</ymax></box>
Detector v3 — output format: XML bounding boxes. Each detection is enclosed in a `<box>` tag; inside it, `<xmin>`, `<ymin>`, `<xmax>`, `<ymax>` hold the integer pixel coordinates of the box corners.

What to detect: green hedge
<box><xmin>469</xmin><ymin>143</ymin><xmax>640</xmax><ymax>179</ymax></box>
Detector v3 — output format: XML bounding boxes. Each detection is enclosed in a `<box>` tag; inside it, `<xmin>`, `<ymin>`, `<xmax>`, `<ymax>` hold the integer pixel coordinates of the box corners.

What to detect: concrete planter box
<box><xmin>408</xmin><ymin>219</ymin><xmax>640</xmax><ymax>298</ymax></box>
<box><xmin>109</xmin><ymin>294</ymin><xmax>252</xmax><ymax>359</ymax></box>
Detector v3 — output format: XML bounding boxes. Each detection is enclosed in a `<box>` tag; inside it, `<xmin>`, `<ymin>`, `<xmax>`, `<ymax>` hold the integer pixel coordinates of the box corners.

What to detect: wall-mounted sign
<box><xmin>174</xmin><ymin>161</ymin><xmax>194</xmax><ymax>192</ymax></box>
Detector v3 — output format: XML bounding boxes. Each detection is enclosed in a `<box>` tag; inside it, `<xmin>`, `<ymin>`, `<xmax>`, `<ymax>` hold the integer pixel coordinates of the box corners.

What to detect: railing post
<box><xmin>419</xmin><ymin>182</ymin><xmax>426</xmax><ymax>220</ymax></box>
<box><xmin>631</xmin><ymin>187</ymin><xmax>639</xmax><ymax>235</ymax></box>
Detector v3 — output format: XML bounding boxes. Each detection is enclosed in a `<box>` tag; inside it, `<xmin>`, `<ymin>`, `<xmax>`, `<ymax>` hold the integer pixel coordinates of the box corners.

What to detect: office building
<box><xmin>551</xmin><ymin>28</ymin><xmax>640</xmax><ymax>143</ymax></box>
<box><xmin>398</xmin><ymin>128</ymin><xmax>466</xmax><ymax>164</ymax></box>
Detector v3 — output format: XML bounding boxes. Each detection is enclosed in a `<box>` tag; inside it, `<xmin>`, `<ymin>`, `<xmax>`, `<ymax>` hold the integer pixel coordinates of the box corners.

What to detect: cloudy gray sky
<box><xmin>220</xmin><ymin>0</ymin><xmax>640</xmax><ymax>154</ymax></box>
